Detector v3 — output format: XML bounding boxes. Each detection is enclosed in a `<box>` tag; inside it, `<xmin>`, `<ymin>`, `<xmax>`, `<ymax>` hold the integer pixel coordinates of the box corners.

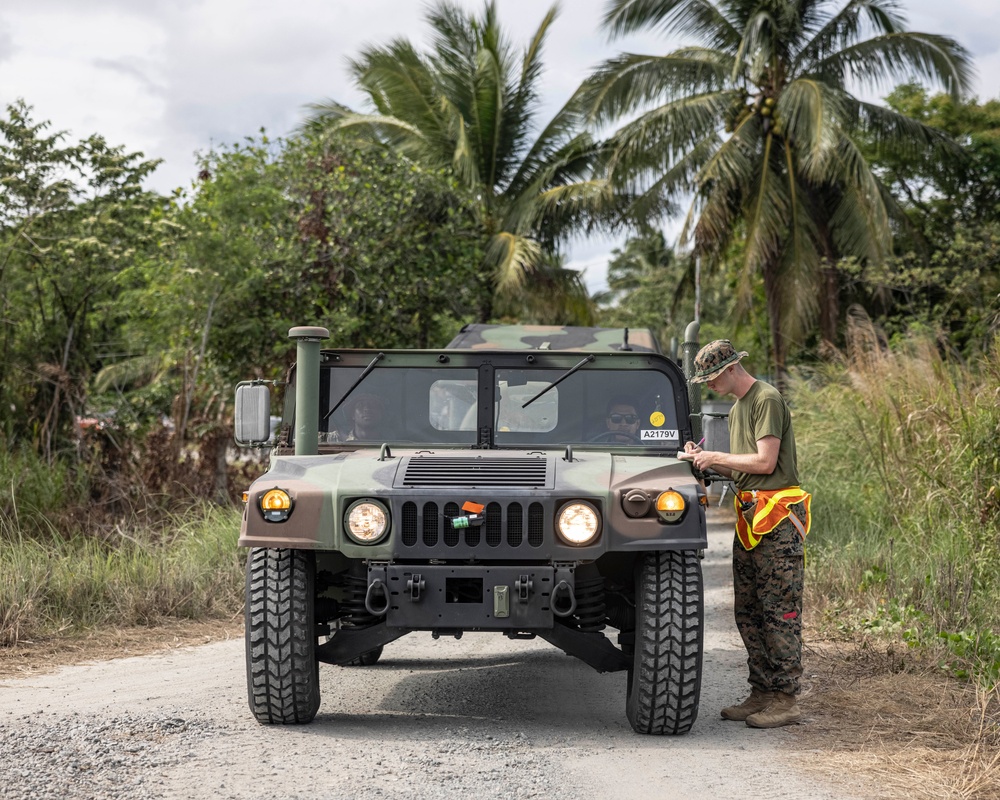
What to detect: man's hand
<box><xmin>678</xmin><ymin>442</ymin><xmax>720</xmax><ymax>472</ymax></box>
<box><xmin>679</xmin><ymin>435</ymin><xmax>779</xmax><ymax>478</ymax></box>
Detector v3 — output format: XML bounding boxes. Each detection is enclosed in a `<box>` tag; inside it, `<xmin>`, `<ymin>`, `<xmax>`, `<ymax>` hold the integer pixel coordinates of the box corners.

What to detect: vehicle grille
<box><xmin>399</xmin><ymin>456</ymin><xmax>552</xmax><ymax>488</ymax></box>
<box><xmin>399</xmin><ymin>500</ymin><xmax>546</xmax><ymax>553</ymax></box>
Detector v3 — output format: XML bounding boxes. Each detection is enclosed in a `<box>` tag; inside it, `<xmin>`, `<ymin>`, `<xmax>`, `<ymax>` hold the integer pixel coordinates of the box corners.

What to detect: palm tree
<box><xmin>580</xmin><ymin>0</ymin><xmax>972</xmax><ymax>373</ymax></box>
<box><xmin>304</xmin><ymin>1</ymin><xmax>629</xmax><ymax>324</ymax></box>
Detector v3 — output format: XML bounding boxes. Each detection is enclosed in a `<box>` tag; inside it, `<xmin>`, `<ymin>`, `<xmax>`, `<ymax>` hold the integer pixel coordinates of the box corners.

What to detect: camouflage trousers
<box><xmin>731</xmin><ymin>503</ymin><xmax>807</xmax><ymax>696</ymax></box>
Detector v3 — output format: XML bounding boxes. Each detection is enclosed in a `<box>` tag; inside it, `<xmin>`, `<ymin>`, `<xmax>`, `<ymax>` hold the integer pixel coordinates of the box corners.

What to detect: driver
<box><xmin>605</xmin><ymin>398</ymin><xmax>640</xmax><ymax>443</ymax></box>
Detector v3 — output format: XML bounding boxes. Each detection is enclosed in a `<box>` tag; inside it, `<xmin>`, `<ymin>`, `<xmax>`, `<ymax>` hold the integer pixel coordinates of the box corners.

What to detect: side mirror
<box><xmin>235</xmin><ymin>383</ymin><xmax>271</xmax><ymax>445</ymax></box>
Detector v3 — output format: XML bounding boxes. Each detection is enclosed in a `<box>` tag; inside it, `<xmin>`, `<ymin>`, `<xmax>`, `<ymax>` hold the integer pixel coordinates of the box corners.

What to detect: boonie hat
<box><xmin>689</xmin><ymin>339</ymin><xmax>749</xmax><ymax>384</ymax></box>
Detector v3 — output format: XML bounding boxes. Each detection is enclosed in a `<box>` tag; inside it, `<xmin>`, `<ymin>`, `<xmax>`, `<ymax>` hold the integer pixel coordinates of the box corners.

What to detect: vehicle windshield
<box><xmin>314</xmin><ymin>361</ymin><xmax>683</xmax><ymax>450</ymax></box>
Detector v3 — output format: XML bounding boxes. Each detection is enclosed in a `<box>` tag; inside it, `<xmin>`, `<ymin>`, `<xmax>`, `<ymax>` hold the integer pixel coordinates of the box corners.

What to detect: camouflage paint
<box><xmin>447</xmin><ymin>324</ymin><xmax>661</xmax><ymax>353</ymax></box>
<box><xmin>240</xmin><ymin>448</ymin><xmax>706</xmax><ymax>553</ymax></box>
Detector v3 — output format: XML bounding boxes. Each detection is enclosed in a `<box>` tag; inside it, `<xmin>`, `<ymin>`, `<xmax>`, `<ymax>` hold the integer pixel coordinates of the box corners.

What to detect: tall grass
<box><xmin>794</xmin><ymin>322</ymin><xmax>1000</xmax><ymax>685</ymax></box>
<box><xmin>0</xmin><ymin>503</ymin><xmax>244</xmax><ymax>646</ymax></box>
<box><xmin>0</xmin><ymin>446</ymin><xmax>89</xmax><ymax>536</ymax></box>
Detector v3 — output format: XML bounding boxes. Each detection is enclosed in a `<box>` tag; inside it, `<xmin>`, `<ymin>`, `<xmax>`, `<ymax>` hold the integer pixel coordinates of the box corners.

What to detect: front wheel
<box><xmin>245</xmin><ymin>548</ymin><xmax>321</xmax><ymax>724</ymax></box>
<box><xmin>626</xmin><ymin>550</ymin><xmax>703</xmax><ymax>735</ymax></box>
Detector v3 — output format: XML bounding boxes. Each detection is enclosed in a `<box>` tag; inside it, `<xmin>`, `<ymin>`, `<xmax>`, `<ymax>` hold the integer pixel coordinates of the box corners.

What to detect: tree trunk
<box><xmin>815</xmin><ymin>220</ymin><xmax>840</xmax><ymax>351</ymax></box>
<box><xmin>818</xmin><ymin>261</ymin><xmax>840</xmax><ymax>349</ymax></box>
<box><xmin>761</xmin><ymin>256</ymin><xmax>788</xmax><ymax>389</ymax></box>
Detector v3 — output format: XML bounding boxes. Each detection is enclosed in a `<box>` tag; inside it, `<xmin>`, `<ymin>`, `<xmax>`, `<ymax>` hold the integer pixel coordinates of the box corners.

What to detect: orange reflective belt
<box><xmin>734</xmin><ymin>487</ymin><xmax>812</xmax><ymax>551</ymax></box>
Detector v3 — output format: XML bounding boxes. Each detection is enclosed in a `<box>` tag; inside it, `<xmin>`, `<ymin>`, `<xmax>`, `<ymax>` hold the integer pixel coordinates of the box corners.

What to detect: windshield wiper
<box><xmin>322</xmin><ymin>352</ymin><xmax>384</xmax><ymax>421</ymax></box>
<box><xmin>520</xmin><ymin>354</ymin><xmax>595</xmax><ymax>409</ymax></box>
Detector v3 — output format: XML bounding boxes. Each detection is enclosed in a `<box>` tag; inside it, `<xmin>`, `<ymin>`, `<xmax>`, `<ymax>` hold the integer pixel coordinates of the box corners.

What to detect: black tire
<box><xmin>245</xmin><ymin>548</ymin><xmax>321</xmax><ymax>724</ymax></box>
<box><xmin>626</xmin><ymin>550</ymin><xmax>703</xmax><ymax>735</ymax></box>
<box><xmin>344</xmin><ymin>645</ymin><xmax>384</xmax><ymax>667</ymax></box>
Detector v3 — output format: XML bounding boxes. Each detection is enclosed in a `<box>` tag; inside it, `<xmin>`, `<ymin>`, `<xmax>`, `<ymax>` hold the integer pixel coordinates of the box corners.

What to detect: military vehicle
<box><xmin>234</xmin><ymin>324</ymin><xmax>708</xmax><ymax>734</ymax></box>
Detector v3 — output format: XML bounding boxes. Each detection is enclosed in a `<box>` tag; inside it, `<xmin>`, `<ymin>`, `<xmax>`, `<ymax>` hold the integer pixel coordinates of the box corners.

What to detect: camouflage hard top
<box><xmin>446</xmin><ymin>324</ymin><xmax>661</xmax><ymax>353</ymax></box>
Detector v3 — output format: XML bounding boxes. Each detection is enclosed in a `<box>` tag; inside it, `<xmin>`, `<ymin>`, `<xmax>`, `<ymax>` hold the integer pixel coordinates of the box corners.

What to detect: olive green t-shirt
<box><xmin>728</xmin><ymin>380</ymin><xmax>800</xmax><ymax>491</ymax></box>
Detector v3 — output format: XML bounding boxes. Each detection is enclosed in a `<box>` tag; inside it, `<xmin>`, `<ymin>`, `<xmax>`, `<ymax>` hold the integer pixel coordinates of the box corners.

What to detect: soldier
<box><xmin>678</xmin><ymin>340</ymin><xmax>812</xmax><ymax>728</ymax></box>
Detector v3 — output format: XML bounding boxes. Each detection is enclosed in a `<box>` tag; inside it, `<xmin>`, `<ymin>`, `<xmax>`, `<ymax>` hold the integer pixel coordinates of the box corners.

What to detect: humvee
<box><xmin>234</xmin><ymin>324</ymin><xmax>707</xmax><ymax>735</ymax></box>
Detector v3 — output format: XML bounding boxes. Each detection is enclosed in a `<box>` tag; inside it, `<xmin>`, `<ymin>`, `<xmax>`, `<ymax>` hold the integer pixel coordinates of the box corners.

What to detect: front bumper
<box><xmin>368</xmin><ymin>563</ymin><xmax>579</xmax><ymax>630</ymax></box>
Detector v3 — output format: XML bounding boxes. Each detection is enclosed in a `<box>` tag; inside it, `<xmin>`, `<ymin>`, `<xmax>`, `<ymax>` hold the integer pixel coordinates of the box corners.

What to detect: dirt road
<box><xmin>0</xmin><ymin>507</ymin><xmax>869</xmax><ymax>800</ymax></box>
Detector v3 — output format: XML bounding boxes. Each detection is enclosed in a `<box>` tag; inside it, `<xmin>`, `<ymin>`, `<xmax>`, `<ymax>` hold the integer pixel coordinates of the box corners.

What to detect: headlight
<box><xmin>260</xmin><ymin>488</ymin><xmax>292</xmax><ymax>522</ymax></box>
<box><xmin>556</xmin><ymin>501</ymin><xmax>601</xmax><ymax>545</ymax></box>
<box><xmin>655</xmin><ymin>490</ymin><xmax>686</xmax><ymax>523</ymax></box>
<box><xmin>345</xmin><ymin>500</ymin><xmax>390</xmax><ymax>544</ymax></box>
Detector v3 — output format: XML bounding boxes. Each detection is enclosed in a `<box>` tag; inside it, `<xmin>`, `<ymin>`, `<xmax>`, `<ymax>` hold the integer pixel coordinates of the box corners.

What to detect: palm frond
<box><xmin>685</xmin><ymin>110</ymin><xmax>762</xmax><ymax>253</ymax></box>
<box><xmin>828</xmin><ymin>138</ymin><xmax>892</xmax><ymax>262</ymax></box>
<box><xmin>779</xmin><ymin>79</ymin><xmax>848</xmax><ymax>181</ymax></box>
<box><xmin>443</xmin><ymin>104</ymin><xmax>480</xmax><ymax>188</ymax></box>
<box><xmin>794</xmin><ymin>0</ymin><xmax>905</xmax><ymax>68</ymax></box>
<box><xmin>602</xmin><ymin>91</ymin><xmax>734</xmax><ymax>178</ymax></box>
<box><xmin>733</xmin><ymin>8</ymin><xmax>778</xmax><ymax>85</ymax></box>
<box><xmin>486</xmin><ymin>231</ymin><xmax>544</xmax><ymax>293</ymax></box>
<box><xmin>304</xmin><ymin>111</ymin><xmax>427</xmax><ymax>154</ymax></box>
<box><xmin>609</xmin><ymin>135</ymin><xmax>719</xmax><ymax>227</ymax></box>
<box><xmin>849</xmin><ymin>98</ymin><xmax>962</xmax><ymax>162</ymax></box>
<box><xmin>511</xmin><ymin>95</ymin><xmax>593</xmax><ymax>194</ymax></box>
<box><xmin>775</xmin><ymin>225</ymin><xmax>821</xmax><ymax>346</ymax></box>
<box><xmin>602</xmin><ymin>0</ymin><xmax>742</xmax><ymax>51</ymax></box>
<box><xmin>578</xmin><ymin>51</ymin><xmax>730</xmax><ymax>126</ymax></box>
<box><xmin>516</xmin><ymin>4</ymin><xmax>558</xmax><ymax>109</ymax></box>
<box><xmin>808</xmin><ymin>32</ymin><xmax>974</xmax><ymax>99</ymax></box>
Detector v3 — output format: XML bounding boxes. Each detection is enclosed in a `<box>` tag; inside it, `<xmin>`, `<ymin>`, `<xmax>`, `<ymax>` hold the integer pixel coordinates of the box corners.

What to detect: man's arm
<box><xmin>680</xmin><ymin>435</ymin><xmax>780</xmax><ymax>476</ymax></box>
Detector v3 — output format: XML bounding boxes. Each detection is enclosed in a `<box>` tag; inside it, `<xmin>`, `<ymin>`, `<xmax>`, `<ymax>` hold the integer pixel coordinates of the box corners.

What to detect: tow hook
<box><xmin>364</xmin><ymin>562</ymin><xmax>390</xmax><ymax>616</ymax></box>
<box><xmin>364</xmin><ymin>578</ymin><xmax>389</xmax><ymax>616</ymax></box>
<box><xmin>551</xmin><ymin>580</ymin><xmax>577</xmax><ymax>617</ymax></box>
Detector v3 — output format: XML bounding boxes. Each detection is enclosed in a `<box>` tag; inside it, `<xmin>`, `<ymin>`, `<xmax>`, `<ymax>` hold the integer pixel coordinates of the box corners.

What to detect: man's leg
<box><xmin>755</xmin><ymin>512</ymin><xmax>805</xmax><ymax>695</ymax></box>
<box><xmin>732</xmin><ymin>532</ymin><xmax>770</xmax><ymax>690</ymax></box>
<box><xmin>723</xmin><ymin>532</ymin><xmax>775</xmax><ymax>720</ymax></box>
<box><xmin>745</xmin><ymin>507</ymin><xmax>806</xmax><ymax>728</ymax></box>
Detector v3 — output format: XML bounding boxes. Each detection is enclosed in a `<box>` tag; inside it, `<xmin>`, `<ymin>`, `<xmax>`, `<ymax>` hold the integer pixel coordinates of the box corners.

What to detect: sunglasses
<box><xmin>608</xmin><ymin>413</ymin><xmax>638</xmax><ymax>425</ymax></box>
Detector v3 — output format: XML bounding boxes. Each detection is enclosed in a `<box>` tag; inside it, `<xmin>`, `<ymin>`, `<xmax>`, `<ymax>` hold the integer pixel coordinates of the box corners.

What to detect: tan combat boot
<box><xmin>745</xmin><ymin>691</ymin><xmax>802</xmax><ymax>728</ymax></box>
<box><xmin>720</xmin><ymin>688</ymin><xmax>775</xmax><ymax>721</ymax></box>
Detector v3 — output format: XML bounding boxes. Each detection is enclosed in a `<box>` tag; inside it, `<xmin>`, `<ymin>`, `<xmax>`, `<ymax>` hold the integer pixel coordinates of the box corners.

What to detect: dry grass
<box><xmin>797</xmin><ymin>633</ymin><xmax>1000</xmax><ymax>800</ymax></box>
<box><xmin>0</xmin><ymin>616</ymin><xmax>242</xmax><ymax>679</ymax></box>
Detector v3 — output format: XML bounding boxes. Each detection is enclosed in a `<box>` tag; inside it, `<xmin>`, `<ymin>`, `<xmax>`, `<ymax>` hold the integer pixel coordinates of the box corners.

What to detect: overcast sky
<box><xmin>2</xmin><ymin>0</ymin><xmax>997</xmax><ymax>291</ymax></box>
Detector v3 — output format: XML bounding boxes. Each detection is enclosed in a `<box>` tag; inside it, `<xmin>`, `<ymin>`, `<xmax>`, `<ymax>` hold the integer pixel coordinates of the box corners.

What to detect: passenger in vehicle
<box><xmin>337</xmin><ymin>393</ymin><xmax>386</xmax><ymax>441</ymax></box>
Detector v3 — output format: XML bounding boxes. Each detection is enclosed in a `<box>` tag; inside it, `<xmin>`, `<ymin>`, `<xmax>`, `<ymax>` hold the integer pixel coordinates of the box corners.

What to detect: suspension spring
<box><xmin>341</xmin><ymin>573</ymin><xmax>380</xmax><ymax>628</ymax></box>
<box><xmin>571</xmin><ymin>575</ymin><xmax>607</xmax><ymax>632</ymax></box>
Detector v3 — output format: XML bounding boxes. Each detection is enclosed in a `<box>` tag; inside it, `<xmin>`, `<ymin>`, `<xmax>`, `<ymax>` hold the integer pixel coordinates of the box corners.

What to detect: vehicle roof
<box><xmin>445</xmin><ymin>324</ymin><xmax>661</xmax><ymax>353</ymax></box>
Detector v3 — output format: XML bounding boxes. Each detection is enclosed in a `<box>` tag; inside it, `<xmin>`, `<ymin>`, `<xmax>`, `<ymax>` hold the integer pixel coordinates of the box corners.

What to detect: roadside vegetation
<box><xmin>0</xmin><ymin>461</ymin><xmax>242</xmax><ymax>646</ymax></box>
<box><xmin>795</xmin><ymin>322</ymin><xmax>1000</xmax><ymax>683</ymax></box>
